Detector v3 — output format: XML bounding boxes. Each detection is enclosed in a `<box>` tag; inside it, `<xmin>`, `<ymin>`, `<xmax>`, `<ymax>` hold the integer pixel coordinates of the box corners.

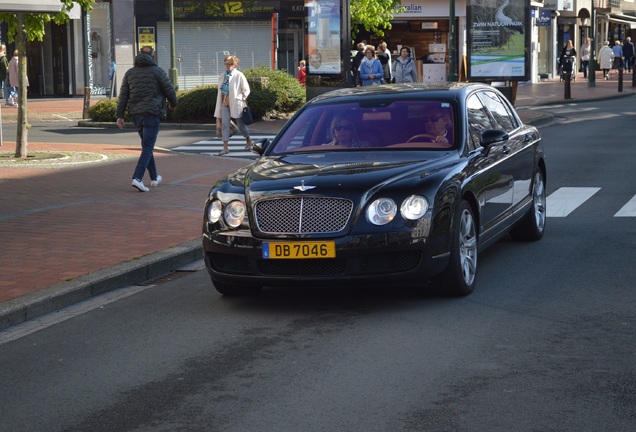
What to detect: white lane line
<box><xmin>546</xmin><ymin>187</ymin><xmax>601</xmax><ymax>217</ymax></box>
<box><xmin>615</xmin><ymin>194</ymin><xmax>636</xmax><ymax>217</ymax></box>
<box><xmin>0</xmin><ymin>284</ymin><xmax>155</xmax><ymax>346</ymax></box>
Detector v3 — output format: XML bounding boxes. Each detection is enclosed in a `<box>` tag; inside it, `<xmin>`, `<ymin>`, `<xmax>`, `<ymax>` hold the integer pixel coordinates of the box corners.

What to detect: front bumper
<box><xmin>202</xmin><ymin>228</ymin><xmax>450</xmax><ymax>287</ymax></box>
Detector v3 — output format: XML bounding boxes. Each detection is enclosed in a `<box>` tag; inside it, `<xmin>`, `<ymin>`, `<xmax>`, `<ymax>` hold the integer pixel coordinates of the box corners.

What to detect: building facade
<box><xmin>4</xmin><ymin>0</ymin><xmax>636</xmax><ymax>98</ymax></box>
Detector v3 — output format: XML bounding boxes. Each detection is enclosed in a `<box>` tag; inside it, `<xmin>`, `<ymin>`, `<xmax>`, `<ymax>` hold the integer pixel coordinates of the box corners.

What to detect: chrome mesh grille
<box><xmin>255</xmin><ymin>197</ymin><xmax>353</xmax><ymax>234</ymax></box>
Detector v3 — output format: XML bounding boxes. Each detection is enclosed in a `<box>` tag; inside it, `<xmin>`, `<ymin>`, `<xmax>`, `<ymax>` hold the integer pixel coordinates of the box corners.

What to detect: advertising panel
<box><xmin>467</xmin><ymin>0</ymin><xmax>530</xmax><ymax>81</ymax></box>
<box><xmin>306</xmin><ymin>0</ymin><xmax>342</xmax><ymax>74</ymax></box>
<box><xmin>138</xmin><ymin>27</ymin><xmax>156</xmax><ymax>51</ymax></box>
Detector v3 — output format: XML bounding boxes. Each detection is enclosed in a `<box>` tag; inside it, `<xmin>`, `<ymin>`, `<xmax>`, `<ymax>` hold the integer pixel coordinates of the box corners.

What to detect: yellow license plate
<box><xmin>263</xmin><ymin>241</ymin><xmax>336</xmax><ymax>259</ymax></box>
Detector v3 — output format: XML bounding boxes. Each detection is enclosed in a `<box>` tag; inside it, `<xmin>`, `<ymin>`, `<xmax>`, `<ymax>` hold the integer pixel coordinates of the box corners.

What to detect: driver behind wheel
<box><xmin>423</xmin><ymin>106</ymin><xmax>453</xmax><ymax>146</ymax></box>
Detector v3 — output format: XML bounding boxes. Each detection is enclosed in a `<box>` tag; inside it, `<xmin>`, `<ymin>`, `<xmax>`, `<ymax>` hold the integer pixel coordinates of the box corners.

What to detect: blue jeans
<box><xmin>132</xmin><ymin>114</ymin><xmax>160</xmax><ymax>182</ymax></box>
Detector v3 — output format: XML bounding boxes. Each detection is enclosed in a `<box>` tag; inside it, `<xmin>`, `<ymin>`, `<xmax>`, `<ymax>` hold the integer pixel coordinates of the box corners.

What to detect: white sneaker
<box><xmin>132</xmin><ymin>178</ymin><xmax>149</xmax><ymax>192</ymax></box>
<box><xmin>150</xmin><ymin>175</ymin><xmax>162</xmax><ymax>187</ymax></box>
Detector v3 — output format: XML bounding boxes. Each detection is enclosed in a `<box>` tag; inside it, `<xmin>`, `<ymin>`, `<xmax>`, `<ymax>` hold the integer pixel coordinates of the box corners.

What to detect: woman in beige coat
<box><xmin>213</xmin><ymin>55</ymin><xmax>252</xmax><ymax>155</ymax></box>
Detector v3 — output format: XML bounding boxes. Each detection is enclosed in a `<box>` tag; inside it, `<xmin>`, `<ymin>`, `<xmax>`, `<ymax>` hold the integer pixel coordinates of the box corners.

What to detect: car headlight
<box><xmin>401</xmin><ymin>195</ymin><xmax>429</xmax><ymax>220</ymax></box>
<box><xmin>367</xmin><ymin>198</ymin><xmax>397</xmax><ymax>225</ymax></box>
<box><xmin>224</xmin><ymin>200</ymin><xmax>246</xmax><ymax>228</ymax></box>
<box><xmin>206</xmin><ymin>200</ymin><xmax>223</xmax><ymax>223</ymax></box>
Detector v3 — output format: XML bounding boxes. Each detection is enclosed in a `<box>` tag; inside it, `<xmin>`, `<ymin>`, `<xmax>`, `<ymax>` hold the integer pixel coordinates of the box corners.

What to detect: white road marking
<box><xmin>172</xmin><ymin>133</ymin><xmax>275</xmax><ymax>157</ymax></box>
<box><xmin>615</xmin><ymin>194</ymin><xmax>636</xmax><ymax>217</ymax></box>
<box><xmin>546</xmin><ymin>187</ymin><xmax>601</xmax><ymax>217</ymax></box>
<box><xmin>0</xmin><ymin>284</ymin><xmax>155</xmax><ymax>345</ymax></box>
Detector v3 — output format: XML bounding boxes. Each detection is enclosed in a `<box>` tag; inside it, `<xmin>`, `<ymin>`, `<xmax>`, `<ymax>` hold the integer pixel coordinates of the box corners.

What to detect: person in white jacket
<box><xmin>598</xmin><ymin>41</ymin><xmax>614</xmax><ymax>80</ymax></box>
<box><xmin>214</xmin><ymin>55</ymin><xmax>252</xmax><ymax>155</ymax></box>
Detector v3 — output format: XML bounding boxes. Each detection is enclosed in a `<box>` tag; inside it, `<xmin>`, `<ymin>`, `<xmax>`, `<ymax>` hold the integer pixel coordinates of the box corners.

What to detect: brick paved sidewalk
<box><xmin>0</xmin><ymin>143</ymin><xmax>246</xmax><ymax>327</ymax></box>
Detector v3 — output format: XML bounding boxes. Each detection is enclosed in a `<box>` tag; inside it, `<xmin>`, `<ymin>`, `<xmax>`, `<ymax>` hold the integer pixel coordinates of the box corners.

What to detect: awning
<box><xmin>599</xmin><ymin>13</ymin><xmax>636</xmax><ymax>28</ymax></box>
<box><xmin>0</xmin><ymin>0</ymin><xmax>63</xmax><ymax>13</ymax></box>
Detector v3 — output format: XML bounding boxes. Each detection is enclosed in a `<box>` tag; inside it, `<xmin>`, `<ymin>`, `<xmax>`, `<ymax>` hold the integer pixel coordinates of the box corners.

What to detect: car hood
<box><xmin>229</xmin><ymin>152</ymin><xmax>457</xmax><ymax>197</ymax></box>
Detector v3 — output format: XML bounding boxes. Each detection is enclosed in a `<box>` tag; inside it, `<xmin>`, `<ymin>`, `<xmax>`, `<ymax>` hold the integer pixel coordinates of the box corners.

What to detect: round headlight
<box><xmin>401</xmin><ymin>195</ymin><xmax>429</xmax><ymax>220</ymax></box>
<box><xmin>207</xmin><ymin>200</ymin><xmax>223</xmax><ymax>223</ymax></box>
<box><xmin>367</xmin><ymin>198</ymin><xmax>397</xmax><ymax>225</ymax></box>
<box><xmin>224</xmin><ymin>200</ymin><xmax>246</xmax><ymax>228</ymax></box>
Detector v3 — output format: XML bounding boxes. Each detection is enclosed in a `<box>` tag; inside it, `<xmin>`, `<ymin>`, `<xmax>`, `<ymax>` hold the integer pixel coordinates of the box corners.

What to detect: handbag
<box><xmin>242</xmin><ymin>105</ymin><xmax>254</xmax><ymax>125</ymax></box>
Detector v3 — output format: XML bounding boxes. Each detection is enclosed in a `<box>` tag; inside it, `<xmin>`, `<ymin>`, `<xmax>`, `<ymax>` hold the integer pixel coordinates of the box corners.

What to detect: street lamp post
<box><xmin>448</xmin><ymin>0</ymin><xmax>458</xmax><ymax>81</ymax></box>
<box><xmin>589</xmin><ymin>3</ymin><xmax>596</xmax><ymax>87</ymax></box>
<box><xmin>169</xmin><ymin>0</ymin><xmax>179</xmax><ymax>90</ymax></box>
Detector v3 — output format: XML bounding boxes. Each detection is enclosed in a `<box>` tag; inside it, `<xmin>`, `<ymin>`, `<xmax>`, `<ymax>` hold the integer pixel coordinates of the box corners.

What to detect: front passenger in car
<box><xmin>322</xmin><ymin>114</ymin><xmax>369</xmax><ymax>148</ymax></box>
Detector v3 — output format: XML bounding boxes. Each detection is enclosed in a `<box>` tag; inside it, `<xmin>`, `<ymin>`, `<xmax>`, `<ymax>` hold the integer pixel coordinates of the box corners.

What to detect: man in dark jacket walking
<box><xmin>116</xmin><ymin>46</ymin><xmax>177</xmax><ymax>192</ymax></box>
<box><xmin>623</xmin><ymin>37</ymin><xmax>635</xmax><ymax>72</ymax></box>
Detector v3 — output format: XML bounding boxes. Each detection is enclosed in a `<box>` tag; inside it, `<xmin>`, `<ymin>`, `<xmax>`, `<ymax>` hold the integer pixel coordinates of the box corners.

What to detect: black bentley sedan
<box><xmin>202</xmin><ymin>83</ymin><xmax>546</xmax><ymax>296</ymax></box>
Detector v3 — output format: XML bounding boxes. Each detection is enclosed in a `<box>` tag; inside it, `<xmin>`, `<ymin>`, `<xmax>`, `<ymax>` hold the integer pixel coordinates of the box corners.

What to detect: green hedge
<box><xmin>89</xmin><ymin>67</ymin><xmax>306</xmax><ymax>123</ymax></box>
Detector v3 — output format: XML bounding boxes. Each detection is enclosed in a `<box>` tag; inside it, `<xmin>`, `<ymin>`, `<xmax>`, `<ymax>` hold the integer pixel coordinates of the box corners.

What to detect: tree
<box><xmin>350</xmin><ymin>0</ymin><xmax>404</xmax><ymax>40</ymax></box>
<box><xmin>0</xmin><ymin>0</ymin><xmax>94</xmax><ymax>159</ymax></box>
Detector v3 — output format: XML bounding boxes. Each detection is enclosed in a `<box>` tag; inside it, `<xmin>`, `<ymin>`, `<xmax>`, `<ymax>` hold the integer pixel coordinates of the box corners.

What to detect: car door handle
<box><xmin>502</xmin><ymin>145</ymin><xmax>511</xmax><ymax>154</ymax></box>
<box><xmin>524</xmin><ymin>134</ymin><xmax>533</xmax><ymax>142</ymax></box>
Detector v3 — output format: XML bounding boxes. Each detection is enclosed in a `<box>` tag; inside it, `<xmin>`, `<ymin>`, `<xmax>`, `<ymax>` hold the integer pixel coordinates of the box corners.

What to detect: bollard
<box><xmin>564</xmin><ymin>74</ymin><xmax>572</xmax><ymax>99</ymax></box>
<box><xmin>618</xmin><ymin>68</ymin><xmax>623</xmax><ymax>92</ymax></box>
<box><xmin>82</xmin><ymin>87</ymin><xmax>91</xmax><ymax>119</ymax></box>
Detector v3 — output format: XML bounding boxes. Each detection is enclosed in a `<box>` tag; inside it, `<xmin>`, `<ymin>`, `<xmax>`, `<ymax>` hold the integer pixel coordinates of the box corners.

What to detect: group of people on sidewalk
<box><xmin>351</xmin><ymin>40</ymin><xmax>419</xmax><ymax>86</ymax></box>
<box><xmin>577</xmin><ymin>37</ymin><xmax>635</xmax><ymax>81</ymax></box>
<box><xmin>0</xmin><ymin>44</ymin><xmax>25</xmax><ymax>107</ymax></box>
<box><xmin>116</xmin><ymin>46</ymin><xmax>253</xmax><ymax>192</ymax></box>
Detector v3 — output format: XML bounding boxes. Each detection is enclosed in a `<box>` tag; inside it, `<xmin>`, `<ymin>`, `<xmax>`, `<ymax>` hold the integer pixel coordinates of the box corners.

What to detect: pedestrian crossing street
<box><xmin>169</xmin><ymin>137</ymin><xmax>636</xmax><ymax>218</ymax></box>
<box><xmin>171</xmin><ymin>133</ymin><xmax>276</xmax><ymax>158</ymax></box>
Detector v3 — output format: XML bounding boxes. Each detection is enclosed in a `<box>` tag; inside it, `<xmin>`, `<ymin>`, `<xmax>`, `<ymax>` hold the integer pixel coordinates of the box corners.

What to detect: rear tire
<box><xmin>510</xmin><ymin>168</ymin><xmax>546</xmax><ymax>241</ymax></box>
<box><xmin>212</xmin><ymin>279</ymin><xmax>262</xmax><ymax>296</ymax></box>
<box><xmin>435</xmin><ymin>200</ymin><xmax>478</xmax><ymax>296</ymax></box>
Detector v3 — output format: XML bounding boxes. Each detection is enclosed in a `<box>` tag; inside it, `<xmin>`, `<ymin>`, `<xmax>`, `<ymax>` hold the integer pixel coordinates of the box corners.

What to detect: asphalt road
<box><xmin>1</xmin><ymin>99</ymin><xmax>635</xmax><ymax>432</ymax></box>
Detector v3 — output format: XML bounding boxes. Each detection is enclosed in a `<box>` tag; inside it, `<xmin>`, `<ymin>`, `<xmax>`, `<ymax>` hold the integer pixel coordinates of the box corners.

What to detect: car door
<box><xmin>478</xmin><ymin>91</ymin><xmax>537</xmax><ymax>210</ymax></box>
<box><xmin>466</xmin><ymin>92</ymin><xmax>515</xmax><ymax>236</ymax></box>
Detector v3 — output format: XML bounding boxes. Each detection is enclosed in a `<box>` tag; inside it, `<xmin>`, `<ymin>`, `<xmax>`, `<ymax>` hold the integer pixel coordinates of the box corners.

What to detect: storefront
<box><xmin>127</xmin><ymin>0</ymin><xmax>306</xmax><ymax>90</ymax></box>
<box><xmin>356</xmin><ymin>0</ymin><xmax>467</xmax><ymax>82</ymax></box>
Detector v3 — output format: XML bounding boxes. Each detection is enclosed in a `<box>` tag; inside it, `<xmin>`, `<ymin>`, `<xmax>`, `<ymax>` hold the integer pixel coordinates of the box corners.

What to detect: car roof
<box><xmin>307</xmin><ymin>82</ymin><xmax>494</xmax><ymax>105</ymax></box>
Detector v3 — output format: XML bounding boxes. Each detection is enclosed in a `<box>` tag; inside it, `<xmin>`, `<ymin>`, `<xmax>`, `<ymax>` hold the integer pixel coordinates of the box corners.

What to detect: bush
<box><xmin>244</xmin><ymin>66</ymin><xmax>306</xmax><ymax>113</ymax></box>
<box><xmin>89</xmin><ymin>66</ymin><xmax>306</xmax><ymax>123</ymax></box>
<box><xmin>169</xmin><ymin>86</ymin><xmax>216</xmax><ymax>123</ymax></box>
<box><xmin>89</xmin><ymin>99</ymin><xmax>125</xmax><ymax>122</ymax></box>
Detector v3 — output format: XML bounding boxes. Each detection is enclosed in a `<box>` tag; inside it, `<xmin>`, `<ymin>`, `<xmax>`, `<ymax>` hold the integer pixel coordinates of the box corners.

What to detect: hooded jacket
<box><xmin>116</xmin><ymin>53</ymin><xmax>177</xmax><ymax>119</ymax></box>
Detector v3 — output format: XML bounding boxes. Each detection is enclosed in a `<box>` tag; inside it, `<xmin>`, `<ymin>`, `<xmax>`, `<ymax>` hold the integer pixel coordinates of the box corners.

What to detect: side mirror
<box><xmin>252</xmin><ymin>138</ymin><xmax>271</xmax><ymax>156</ymax></box>
<box><xmin>481</xmin><ymin>129</ymin><xmax>509</xmax><ymax>147</ymax></box>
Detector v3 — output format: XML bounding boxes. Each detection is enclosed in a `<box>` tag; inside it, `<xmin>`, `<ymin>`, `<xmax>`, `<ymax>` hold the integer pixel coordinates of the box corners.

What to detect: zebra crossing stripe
<box><xmin>615</xmin><ymin>195</ymin><xmax>636</xmax><ymax>217</ymax></box>
<box><xmin>546</xmin><ymin>187</ymin><xmax>600</xmax><ymax>217</ymax></box>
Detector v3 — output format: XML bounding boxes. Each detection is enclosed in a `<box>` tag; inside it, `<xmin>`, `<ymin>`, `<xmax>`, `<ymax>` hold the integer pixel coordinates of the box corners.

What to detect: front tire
<box><xmin>510</xmin><ymin>168</ymin><xmax>546</xmax><ymax>241</ymax></box>
<box><xmin>436</xmin><ymin>200</ymin><xmax>478</xmax><ymax>296</ymax></box>
<box><xmin>212</xmin><ymin>279</ymin><xmax>262</xmax><ymax>296</ymax></box>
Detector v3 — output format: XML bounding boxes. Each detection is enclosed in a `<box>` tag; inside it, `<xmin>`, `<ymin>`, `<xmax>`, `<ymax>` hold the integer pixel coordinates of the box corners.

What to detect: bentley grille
<box><xmin>255</xmin><ymin>197</ymin><xmax>353</xmax><ymax>234</ymax></box>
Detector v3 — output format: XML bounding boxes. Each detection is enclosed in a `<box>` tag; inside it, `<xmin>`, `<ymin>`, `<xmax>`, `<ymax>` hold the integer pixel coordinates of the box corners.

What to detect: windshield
<box><xmin>269</xmin><ymin>100</ymin><xmax>457</xmax><ymax>155</ymax></box>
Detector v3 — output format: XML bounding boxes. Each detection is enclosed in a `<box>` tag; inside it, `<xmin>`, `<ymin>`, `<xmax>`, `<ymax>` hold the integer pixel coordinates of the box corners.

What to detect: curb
<box><xmin>520</xmin><ymin>89</ymin><xmax>636</xmax><ymax>108</ymax></box>
<box><xmin>0</xmin><ymin>239</ymin><xmax>203</xmax><ymax>331</ymax></box>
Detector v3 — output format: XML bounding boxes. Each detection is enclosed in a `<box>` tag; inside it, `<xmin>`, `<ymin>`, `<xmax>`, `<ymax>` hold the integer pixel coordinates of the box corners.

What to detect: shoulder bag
<box><xmin>242</xmin><ymin>104</ymin><xmax>254</xmax><ymax>125</ymax></box>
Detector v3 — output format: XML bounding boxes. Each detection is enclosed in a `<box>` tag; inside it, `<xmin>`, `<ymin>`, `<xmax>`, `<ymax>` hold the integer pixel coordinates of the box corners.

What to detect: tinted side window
<box><xmin>466</xmin><ymin>94</ymin><xmax>494</xmax><ymax>150</ymax></box>
<box><xmin>478</xmin><ymin>91</ymin><xmax>516</xmax><ymax>132</ymax></box>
